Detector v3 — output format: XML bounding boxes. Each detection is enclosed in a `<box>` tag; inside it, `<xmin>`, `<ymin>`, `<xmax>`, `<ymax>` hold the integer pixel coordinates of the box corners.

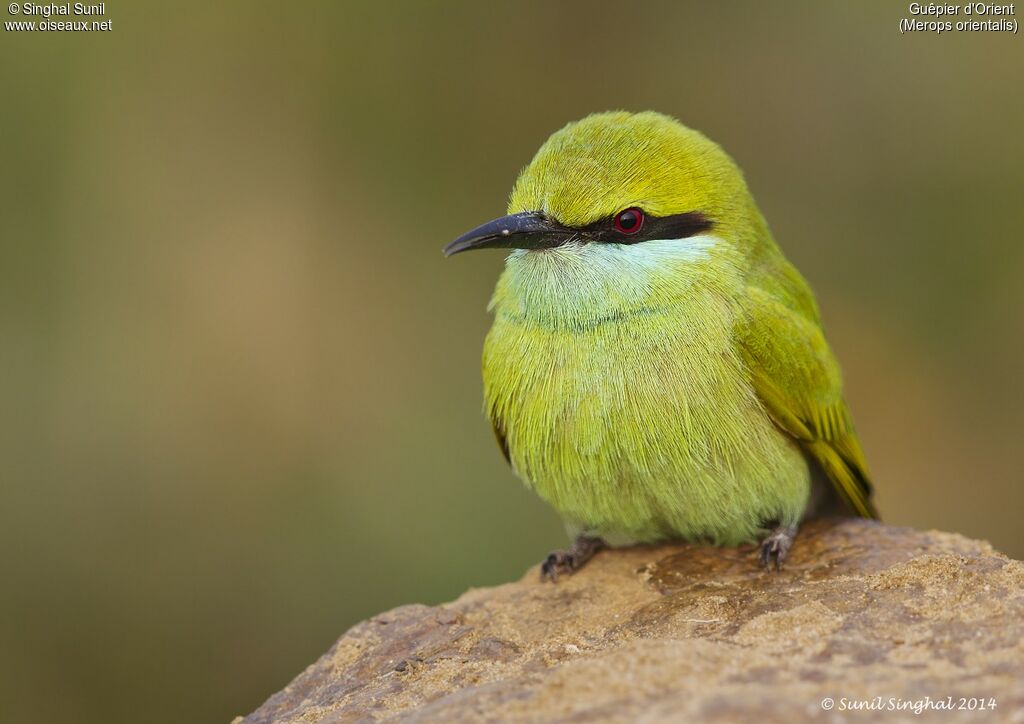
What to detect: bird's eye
<box><xmin>613</xmin><ymin>208</ymin><xmax>644</xmax><ymax>235</ymax></box>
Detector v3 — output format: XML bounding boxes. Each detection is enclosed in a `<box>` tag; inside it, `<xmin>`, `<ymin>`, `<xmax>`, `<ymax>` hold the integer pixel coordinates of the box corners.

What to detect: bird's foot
<box><xmin>540</xmin><ymin>535</ymin><xmax>606</xmax><ymax>582</ymax></box>
<box><xmin>759</xmin><ymin>524</ymin><xmax>797</xmax><ymax>571</ymax></box>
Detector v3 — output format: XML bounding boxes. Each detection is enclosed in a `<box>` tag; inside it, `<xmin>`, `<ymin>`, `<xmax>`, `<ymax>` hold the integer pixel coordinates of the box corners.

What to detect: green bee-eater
<box><xmin>445</xmin><ymin>111</ymin><xmax>878</xmax><ymax>579</ymax></box>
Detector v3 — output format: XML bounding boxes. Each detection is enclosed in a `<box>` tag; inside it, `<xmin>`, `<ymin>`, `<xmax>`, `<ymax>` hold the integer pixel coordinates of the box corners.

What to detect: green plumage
<box><xmin>478</xmin><ymin>111</ymin><xmax>876</xmax><ymax>548</ymax></box>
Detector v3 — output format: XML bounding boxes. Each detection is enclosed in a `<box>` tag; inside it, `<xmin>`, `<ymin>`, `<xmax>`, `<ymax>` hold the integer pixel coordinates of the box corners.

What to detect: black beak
<box><xmin>443</xmin><ymin>212</ymin><xmax>575</xmax><ymax>257</ymax></box>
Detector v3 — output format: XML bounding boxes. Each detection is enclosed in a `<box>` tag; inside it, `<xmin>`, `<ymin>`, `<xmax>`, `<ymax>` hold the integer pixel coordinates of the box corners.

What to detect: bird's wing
<box><xmin>739</xmin><ymin>284</ymin><xmax>879</xmax><ymax>519</ymax></box>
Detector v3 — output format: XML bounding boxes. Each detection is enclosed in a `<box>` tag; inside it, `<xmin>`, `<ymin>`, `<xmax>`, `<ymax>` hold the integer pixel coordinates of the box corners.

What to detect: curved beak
<box><xmin>443</xmin><ymin>211</ymin><xmax>574</xmax><ymax>257</ymax></box>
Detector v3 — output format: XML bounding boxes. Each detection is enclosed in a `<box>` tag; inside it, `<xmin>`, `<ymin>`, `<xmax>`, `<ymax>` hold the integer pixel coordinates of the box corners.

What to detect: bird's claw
<box><xmin>759</xmin><ymin>525</ymin><xmax>797</xmax><ymax>571</ymax></box>
<box><xmin>540</xmin><ymin>550</ymin><xmax>578</xmax><ymax>582</ymax></box>
<box><xmin>539</xmin><ymin>535</ymin><xmax>605</xmax><ymax>582</ymax></box>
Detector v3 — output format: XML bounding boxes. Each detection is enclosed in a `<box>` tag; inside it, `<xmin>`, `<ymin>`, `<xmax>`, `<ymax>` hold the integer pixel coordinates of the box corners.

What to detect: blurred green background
<box><xmin>2</xmin><ymin>2</ymin><xmax>1022</xmax><ymax>721</ymax></box>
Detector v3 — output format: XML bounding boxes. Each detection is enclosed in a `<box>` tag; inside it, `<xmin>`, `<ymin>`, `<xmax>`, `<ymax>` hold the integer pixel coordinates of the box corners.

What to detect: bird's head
<box><xmin>444</xmin><ymin>111</ymin><xmax>762</xmax><ymax>258</ymax></box>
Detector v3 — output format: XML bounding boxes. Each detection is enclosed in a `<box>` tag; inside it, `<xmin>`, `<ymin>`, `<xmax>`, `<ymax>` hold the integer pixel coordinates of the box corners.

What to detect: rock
<box><xmin>239</xmin><ymin>519</ymin><xmax>1024</xmax><ymax>722</ymax></box>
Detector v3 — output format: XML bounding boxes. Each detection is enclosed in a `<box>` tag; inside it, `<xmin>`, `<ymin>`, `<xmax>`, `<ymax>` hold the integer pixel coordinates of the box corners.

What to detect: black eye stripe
<box><xmin>579</xmin><ymin>210</ymin><xmax>713</xmax><ymax>245</ymax></box>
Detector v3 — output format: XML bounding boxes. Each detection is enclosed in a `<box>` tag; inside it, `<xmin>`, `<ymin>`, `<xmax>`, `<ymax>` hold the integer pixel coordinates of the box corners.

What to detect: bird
<box><xmin>444</xmin><ymin>111</ymin><xmax>878</xmax><ymax>580</ymax></box>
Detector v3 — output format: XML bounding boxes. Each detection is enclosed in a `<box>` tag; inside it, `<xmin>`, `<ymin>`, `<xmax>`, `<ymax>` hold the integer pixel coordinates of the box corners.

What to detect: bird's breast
<box><xmin>483</xmin><ymin>289</ymin><xmax>750</xmax><ymax>466</ymax></box>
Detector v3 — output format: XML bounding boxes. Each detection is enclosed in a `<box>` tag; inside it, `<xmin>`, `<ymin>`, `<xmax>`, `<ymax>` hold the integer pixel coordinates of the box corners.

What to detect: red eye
<box><xmin>613</xmin><ymin>207</ymin><xmax>644</xmax><ymax>235</ymax></box>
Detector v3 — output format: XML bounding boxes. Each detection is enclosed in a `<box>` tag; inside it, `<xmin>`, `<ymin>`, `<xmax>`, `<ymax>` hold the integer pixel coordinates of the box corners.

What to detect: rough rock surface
<box><xmin>239</xmin><ymin>520</ymin><xmax>1024</xmax><ymax>722</ymax></box>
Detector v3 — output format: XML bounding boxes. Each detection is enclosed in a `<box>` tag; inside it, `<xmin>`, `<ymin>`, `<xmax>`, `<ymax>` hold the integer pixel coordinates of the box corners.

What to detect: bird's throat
<box><xmin>489</xmin><ymin>236</ymin><xmax>738</xmax><ymax>331</ymax></box>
